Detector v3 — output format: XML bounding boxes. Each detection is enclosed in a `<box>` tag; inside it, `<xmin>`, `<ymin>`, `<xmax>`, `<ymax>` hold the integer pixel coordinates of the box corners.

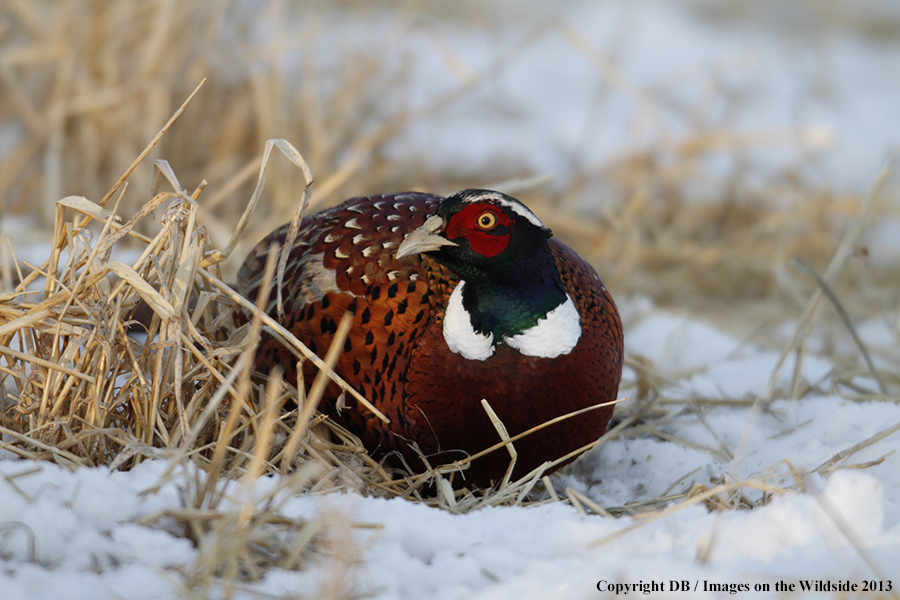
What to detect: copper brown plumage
<box><xmin>237</xmin><ymin>190</ymin><xmax>623</xmax><ymax>488</ymax></box>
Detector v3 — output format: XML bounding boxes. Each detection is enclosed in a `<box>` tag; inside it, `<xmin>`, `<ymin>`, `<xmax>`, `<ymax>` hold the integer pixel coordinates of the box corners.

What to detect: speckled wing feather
<box><xmin>237</xmin><ymin>192</ymin><xmax>457</xmax><ymax>451</ymax></box>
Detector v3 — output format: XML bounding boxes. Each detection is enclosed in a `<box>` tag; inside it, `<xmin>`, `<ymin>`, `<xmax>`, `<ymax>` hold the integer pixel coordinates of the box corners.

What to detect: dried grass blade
<box><xmin>98</xmin><ymin>79</ymin><xmax>206</xmax><ymax>208</ymax></box>
<box><xmin>791</xmin><ymin>258</ymin><xmax>886</xmax><ymax>395</ymax></box>
<box><xmin>56</xmin><ymin>195</ymin><xmax>121</xmax><ymax>223</ymax></box>
<box><xmin>297</xmin><ymin>312</ymin><xmax>354</xmax><ymax>430</ymax></box>
<box><xmin>104</xmin><ymin>262</ymin><xmax>175</xmax><ymax>321</ymax></box>
<box><xmin>588</xmin><ymin>477</ymin><xmax>787</xmax><ymax>548</ymax></box>
<box><xmin>99</xmin><ymin>192</ymin><xmax>173</xmax><ymax>257</ymax></box>
<box><xmin>813</xmin><ymin>418</ymin><xmax>900</xmax><ymax>476</ymax></box>
<box><xmin>239</xmin><ymin>369</ymin><xmax>284</xmax><ymax>522</ymax></box>
<box><xmin>200</xmin><ymin>268</ymin><xmax>388</xmax><ymax>423</ymax></box>
<box><xmin>203</xmin><ymin>139</ymin><xmax>312</xmax><ymax>268</ymax></box>
<box><xmin>0</xmin><ymin>309</ymin><xmax>54</xmax><ymax>337</ymax></box>
<box><xmin>447</xmin><ymin>397</ymin><xmax>622</xmax><ymax>470</ymax></box>
<box><xmin>0</xmin><ymin>425</ymin><xmax>86</xmax><ymax>469</ymax></box>
<box><xmin>480</xmin><ymin>399</ymin><xmax>516</xmax><ymax>489</ymax></box>
<box><xmin>0</xmin><ymin>343</ymin><xmax>95</xmax><ymax>383</ymax></box>
<box><xmin>566</xmin><ymin>487</ymin><xmax>613</xmax><ymax>518</ymax></box>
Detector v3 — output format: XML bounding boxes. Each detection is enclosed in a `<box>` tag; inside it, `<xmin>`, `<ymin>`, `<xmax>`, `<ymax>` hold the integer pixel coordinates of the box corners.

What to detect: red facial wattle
<box><xmin>445</xmin><ymin>204</ymin><xmax>514</xmax><ymax>258</ymax></box>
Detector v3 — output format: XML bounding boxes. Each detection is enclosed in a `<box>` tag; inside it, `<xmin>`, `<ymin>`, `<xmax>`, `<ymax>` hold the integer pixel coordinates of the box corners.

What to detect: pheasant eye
<box><xmin>476</xmin><ymin>211</ymin><xmax>498</xmax><ymax>230</ymax></box>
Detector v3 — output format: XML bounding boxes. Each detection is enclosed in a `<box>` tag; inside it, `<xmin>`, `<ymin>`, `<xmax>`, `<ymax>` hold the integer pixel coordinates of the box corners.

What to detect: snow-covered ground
<box><xmin>1</xmin><ymin>298</ymin><xmax>898</xmax><ymax>600</ymax></box>
<box><xmin>2</xmin><ymin>0</ymin><xmax>900</xmax><ymax>598</ymax></box>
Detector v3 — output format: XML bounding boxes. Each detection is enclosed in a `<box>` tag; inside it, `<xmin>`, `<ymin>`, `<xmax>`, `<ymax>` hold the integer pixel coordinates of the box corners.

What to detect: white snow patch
<box><xmin>627</xmin><ymin>311</ymin><xmax>744</xmax><ymax>372</ymax></box>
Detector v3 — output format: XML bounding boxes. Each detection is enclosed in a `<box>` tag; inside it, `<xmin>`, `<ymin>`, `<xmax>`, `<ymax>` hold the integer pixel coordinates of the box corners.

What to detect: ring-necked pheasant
<box><xmin>237</xmin><ymin>189</ymin><xmax>623</xmax><ymax>487</ymax></box>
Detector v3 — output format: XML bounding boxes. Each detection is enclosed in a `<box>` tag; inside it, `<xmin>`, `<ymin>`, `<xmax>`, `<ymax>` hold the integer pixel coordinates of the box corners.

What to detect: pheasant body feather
<box><xmin>238</xmin><ymin>190</ymin><xmax>623</xmax><ymax>487</ymax></box>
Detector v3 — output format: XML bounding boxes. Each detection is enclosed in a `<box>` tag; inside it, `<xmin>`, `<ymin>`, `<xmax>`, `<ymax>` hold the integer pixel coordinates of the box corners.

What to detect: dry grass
<box><xmin>1</xmin><ymin>0</ymin><xmax>899</xmax><ymax>596</ymax></box>
<box><xmin>0</xmin><ymin>0</ymin><xmax>513</xmax><ymax>268</ymax></box>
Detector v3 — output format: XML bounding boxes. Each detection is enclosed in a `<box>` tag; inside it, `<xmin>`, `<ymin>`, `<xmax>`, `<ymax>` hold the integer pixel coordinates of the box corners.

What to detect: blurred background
<box><xmin>1</xmin><ymin>0</ymin><xmax>898</xmax><ymax>329</ymax></box>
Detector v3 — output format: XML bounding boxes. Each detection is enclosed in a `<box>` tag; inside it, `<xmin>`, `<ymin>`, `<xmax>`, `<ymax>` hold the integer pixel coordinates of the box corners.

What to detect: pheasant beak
<box><xmin>396</xmin><ymin>215</ymin><xmax>458</xmax><ymax>259</ymax></box>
